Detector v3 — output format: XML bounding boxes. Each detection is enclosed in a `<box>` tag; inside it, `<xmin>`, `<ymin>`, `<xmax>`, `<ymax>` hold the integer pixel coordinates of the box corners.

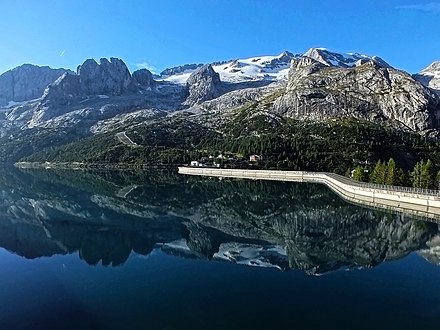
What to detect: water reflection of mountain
<box><xmin>0</xmin><ymin>166</ymin><xmax>438</xmax><ymax>273</ymax></box>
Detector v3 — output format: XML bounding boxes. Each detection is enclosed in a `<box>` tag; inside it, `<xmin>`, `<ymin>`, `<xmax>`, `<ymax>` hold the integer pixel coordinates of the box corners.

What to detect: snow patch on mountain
<box><xmin>303</xmin><ymin>47</ymin><xmax>390</xmax><ymax>68</ymax></box>
<box><xmin>160</xmin><ymin>48</ymin><xmax>392</xmax><ymax>85</ymax></box>
<box><xmin>161</xmin><ymin>51</ymin><xmax>297</xmax><ymax>85</ymax></box>
<box><xmin>414</xmin><ymin>61</ymin><xmax>440</xmax><ymax>94</ymax></box>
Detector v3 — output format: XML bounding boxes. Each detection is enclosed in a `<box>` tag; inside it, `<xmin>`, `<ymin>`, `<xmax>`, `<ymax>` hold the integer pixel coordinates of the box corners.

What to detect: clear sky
<box><xmin>1</xmin><ymin>0</ymin><xmax>439</xmax><ymax>75</ymax></box>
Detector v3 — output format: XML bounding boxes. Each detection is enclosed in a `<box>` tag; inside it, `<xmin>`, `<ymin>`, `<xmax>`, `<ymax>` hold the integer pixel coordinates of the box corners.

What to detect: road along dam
<box><xmin>178</xmin><ymin>167</ymin><xmax>440</xmax><ymax>222</ymax></box>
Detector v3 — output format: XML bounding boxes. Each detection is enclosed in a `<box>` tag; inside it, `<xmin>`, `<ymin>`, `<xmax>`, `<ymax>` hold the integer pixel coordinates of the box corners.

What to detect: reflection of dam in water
<box><xmin>178</xmin><ymin>167</ymin><xmax>440</xmax><ymax>222</ymax></box>
<box><xmin>0</xmin><ymin>166</ymin><xmax>438</xmax><ymax>272</ymax></box>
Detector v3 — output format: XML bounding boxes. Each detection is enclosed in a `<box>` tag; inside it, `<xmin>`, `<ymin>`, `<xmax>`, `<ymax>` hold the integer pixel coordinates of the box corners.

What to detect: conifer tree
<box><xmin>385</xmin><ymin>158</ymin><xmax>397</xmax><ymax>185</ymax></box>
<box><xmin>411</xmin><ymin>159</ymin><xmax>434</xmax><ymax>188</ymax></box>
<box><xmin>352</xmin><ymin>165</ymin><xmax>365</xmax><ymax>181</ymax></box>
<box><xmin>370</xmin><ymin>160</ymin><xmax>386</xmax><ymax>184</ymax></box>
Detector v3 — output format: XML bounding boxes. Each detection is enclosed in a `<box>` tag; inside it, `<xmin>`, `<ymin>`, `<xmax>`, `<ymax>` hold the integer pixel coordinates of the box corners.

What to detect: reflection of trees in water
<box><xmin>0</xmin><ymin>166</ymin><xmax>437</xmax><ymax>272</ymax></box>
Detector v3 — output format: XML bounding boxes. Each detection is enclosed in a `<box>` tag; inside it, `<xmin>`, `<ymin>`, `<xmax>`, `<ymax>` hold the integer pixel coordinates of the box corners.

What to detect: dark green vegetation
<box><xmin>352</xmin><ymin>158</ymin><xmax>439</xmax><ymax>189</ymax></box>
<box><xmin>21</xmin><ymin>115</ymin><xmax>440</xmax><ymax>179</ymax></box>
<box><xmin>4</xmin><ymin>87</ymin><xmax>440</xmax><ymax>184</ymax></box>
<box><xmin>0</xmin><ymin>126</ymin><xmax>85</xmax><ymax>162</ymax></box>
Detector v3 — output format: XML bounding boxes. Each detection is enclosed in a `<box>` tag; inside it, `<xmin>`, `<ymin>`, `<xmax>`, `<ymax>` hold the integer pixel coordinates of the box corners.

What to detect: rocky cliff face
<box><xmin>31</xmin><ymin>58</ymin><xmax>142</xmax><ymax>123</ymax></box>
<box><xmin>42</xmin><ymin>57</ymin><xmax>136</xmax><ymax>102</ymax></box>
<box><xmin>273</xmin><ymin>58</ymin><xmax>440</xmax><ymax>131</ymax></box>
<box><xmin>0</xmin><ymin>64</ymin><xmax>71</xmax><ymax>104</ymax></box>
<box><xmin>184</xmin><ymin>64</ymin><xmax>223</xmax><ymax>106</ymax></box>
<box><xmin>132</xmin><ymin>68</ymin><xmax>155</xmax><ymax>89</ymax></box>
<box><xmin>77</xmin><ymin>57</ymin><xmax>133</xmax><ymax>96</ymax></box>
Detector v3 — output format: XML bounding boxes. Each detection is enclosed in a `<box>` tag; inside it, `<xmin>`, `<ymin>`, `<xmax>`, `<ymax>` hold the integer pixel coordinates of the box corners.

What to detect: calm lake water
<box><xmin>0</xmin><ymin>167</ymin><xmax>439</xmax><ymax>330</ymax></box>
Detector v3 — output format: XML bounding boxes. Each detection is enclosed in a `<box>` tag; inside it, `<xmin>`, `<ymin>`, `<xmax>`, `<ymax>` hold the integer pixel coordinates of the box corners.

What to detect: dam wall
<box><xmin>178</xmin><ymin>167</ymin><xmax>440</xmax><ymax>221</ymax></box>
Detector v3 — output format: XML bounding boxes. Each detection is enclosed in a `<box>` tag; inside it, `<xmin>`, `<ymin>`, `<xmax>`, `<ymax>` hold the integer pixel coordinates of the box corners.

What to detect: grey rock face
<box><xmin>32</xmin><ymin>57</ymin><xmax>138</xmax><ymax>123</ymax></box>
<box><xmin>132</xmin><ymin>69</ymin><xmax>155</xmax><ymax>89</ymax></box>
<box><xmin>42</xmin><ymin>57</ymin><xmax>135</xmax><ymax>103</ymax></box>
<box><xmin>41</xmin><ymin>73</ymin><xmax>81</xmax><ymax>105</ymax></box>
<box><xmin>0</xmin><ymin>64</ymin><xmax>71</xmax><ymax>103</ymax></box>
<box><xmin>273</xmin><ymin>58</ymin><xmax>440</xmax><ymax>131</ymax></box>
<box><xmin>77</xmin><ymin>57</ymin><xmax>133</xmax><ymax>96</ymax></box>
<box><xmin>184</xmin><ymin>64</ymin><xmax>222</xmax><ymax>106</ymax></box>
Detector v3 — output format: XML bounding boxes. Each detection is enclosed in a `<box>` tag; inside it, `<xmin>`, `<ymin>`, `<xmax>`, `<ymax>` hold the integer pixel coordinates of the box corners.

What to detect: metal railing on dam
<box><xmin>178</xmin><ymin>167</ymin><xmax>440</xmax><ymax>222</ymax></box>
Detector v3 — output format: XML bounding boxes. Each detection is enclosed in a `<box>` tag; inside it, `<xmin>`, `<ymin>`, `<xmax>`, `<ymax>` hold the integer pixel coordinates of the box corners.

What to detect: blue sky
<box><xmin>0</xmin><ymin>0</ymin><xmax>439</xmax><ymax>75</ymax></box>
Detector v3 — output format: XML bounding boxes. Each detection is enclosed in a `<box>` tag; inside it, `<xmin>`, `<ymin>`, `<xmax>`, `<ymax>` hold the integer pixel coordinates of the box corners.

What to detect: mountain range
<box><xmin>0</xmin><ymin>47</ymin><xmax>440</xmax><ymax>166</ymax></box>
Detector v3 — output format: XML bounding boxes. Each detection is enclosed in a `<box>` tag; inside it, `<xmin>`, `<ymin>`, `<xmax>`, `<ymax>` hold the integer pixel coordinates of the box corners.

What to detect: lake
<box><xmin>0</xmin><ymin>167</ymin><xmax>439</xmax><ymax>330</ymax></box>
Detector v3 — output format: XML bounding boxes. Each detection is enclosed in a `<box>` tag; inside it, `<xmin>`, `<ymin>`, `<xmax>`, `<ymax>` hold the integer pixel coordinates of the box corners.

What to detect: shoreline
<box><xmin>14</xmin><ymin>161</ymin><xmax>178</xmax><ymax>170</ymax></box>
<box><xmin>178</xmin><ymin>167</ymin><xmax>440</xmax><ymax>222</ymax></box>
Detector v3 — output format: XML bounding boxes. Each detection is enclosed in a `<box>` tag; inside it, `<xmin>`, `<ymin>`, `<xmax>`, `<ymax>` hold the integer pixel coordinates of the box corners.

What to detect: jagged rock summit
<box><xmin>33</xmin><ymin>58</ymin><xmax>157</xmax><ymax>121</ymax></box>
<box><xmin>42</xmin><ymin>57</ymin><xmax>135</xmax><ymax>103</ymax></box>
<box><xmin>184</xmin><ymin>64</ymin><xmax>222</xmax><ymax>105</ymax></box>
<box><xmin>0</xmin><ymin>64</ymin><xmax>71</xmax><ymax>104</ymax></box>
<box><xmin>132</xmin><ymin>68</ymin><xmax>156</xmax><ymax>89</ymax></box>
<box><xmin>77</xmin><ymin>57</ymin><xmax>133</xmax><ymax>96</ymax></box>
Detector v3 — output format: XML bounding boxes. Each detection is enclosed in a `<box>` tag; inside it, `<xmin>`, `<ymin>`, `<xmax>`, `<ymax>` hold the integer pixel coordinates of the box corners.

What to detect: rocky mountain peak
<box><xmin>414</xmin><ymin>61</ymin><xmax>440</xmax><ymax>95</ymax></box>
<box><xmin>274</xmin><ymin>58</ymin><xmax>440</xmax><ymax>131</ymax></box>
<box><xmin>132</xmin><ymin>68</ymin><xmax>155</xmax><ymax>89</ymax></box>
<box><xmin>32</xmin><ymin>57</ymin><xmax>137</xmax><ymax>124</ymax></box>
<box><xmin>259</xmin><ymin>51</ymin><xmax>297</xmax><ymax>69</ymax></box>
<box><xmin>288</xmin><ymin>56</ymin><xmax>327</xmax><ymax>81</ymax></box>
<box><xmin>0</xmin><ymin>64</ymin><xmax>71</xmax><ymax>104</ymax></box>
<box><xmin>184</xmin><ymin>64</ymin><xmax>222</xmax><ymax>105</ymax></box>
<box><xmin>77</xmin><ymin>57</ymin><xmax>133</xmax><ymax>96</ymax></box>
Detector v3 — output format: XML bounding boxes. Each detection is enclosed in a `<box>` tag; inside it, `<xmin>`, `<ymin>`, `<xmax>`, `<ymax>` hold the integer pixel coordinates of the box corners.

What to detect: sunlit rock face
<box><xmin>273</xmin><ymin>58</ymin><xmax>440</xmax><ymax>131</ymax></box>
<box><xmin>77</xmin><ymin>57</ymin><xmax>134</xmax><ymax>96</ymax></box>
<box><xmin>184</xmin><ymin>64</ymin><xmax>222</xmax><ymax>106</ymax></box>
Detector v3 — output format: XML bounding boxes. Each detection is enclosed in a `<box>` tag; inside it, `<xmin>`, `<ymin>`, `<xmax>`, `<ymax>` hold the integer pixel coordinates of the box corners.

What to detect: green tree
<box><xmin>370</xmin><ymin>160</ymin><xmax>386</xmax><ymax>184</ymax></box>
<box><xmin>395</xmin><ymin>167</ymin><xmax>407</xmax><ymax>186</ymax></box>
<box><xmin>352</xmin><ymin>165</ymin><xmax>366</xmax><ymax>181</ymax></box>
<box><xmin>411</xmin><ymin>159</ymin><xmax>435</xmax><ymax>188</ymax></box>
<box><xmin>385</xmin><ymin>158</ymin><xmax>397</xmax><ymax>185</ymax></box>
